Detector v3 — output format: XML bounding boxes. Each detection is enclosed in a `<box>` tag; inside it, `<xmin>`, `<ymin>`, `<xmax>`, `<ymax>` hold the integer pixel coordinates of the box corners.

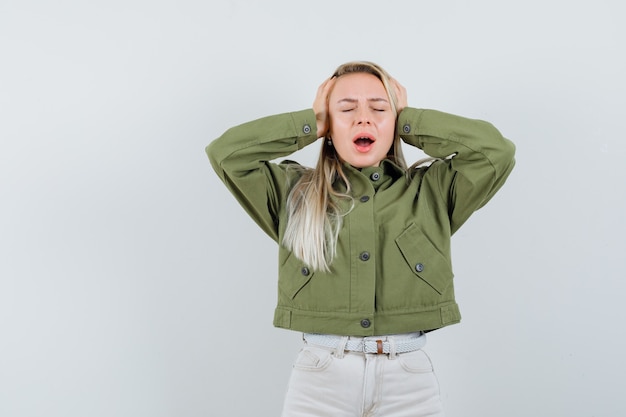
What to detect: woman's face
<box><xmin>328</xmin><ymin>72</ymin><xmax>396</xmax><ymax>168</ymax></box>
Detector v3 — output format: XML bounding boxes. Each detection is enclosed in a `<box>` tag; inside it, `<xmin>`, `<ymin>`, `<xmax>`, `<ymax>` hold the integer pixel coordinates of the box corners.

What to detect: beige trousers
<box><xmin>281</xmin><ymin>337</ymin><xmax>445</xmax><ymax>417</ymax></box>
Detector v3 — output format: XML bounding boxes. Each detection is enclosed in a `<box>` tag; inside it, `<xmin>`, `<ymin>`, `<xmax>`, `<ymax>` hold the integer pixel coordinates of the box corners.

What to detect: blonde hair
<box><xmin>282</xmin><ymin>61</ymin><xmax>409</xmax><ymax>272</ymax></box>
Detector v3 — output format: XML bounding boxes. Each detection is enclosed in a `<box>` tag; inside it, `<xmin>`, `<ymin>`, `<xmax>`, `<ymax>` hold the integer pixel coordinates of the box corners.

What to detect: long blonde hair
<box><xmin>282</xmin><ymin>61</ymin><xmax>408</xmax><ymax>272</ymax></box>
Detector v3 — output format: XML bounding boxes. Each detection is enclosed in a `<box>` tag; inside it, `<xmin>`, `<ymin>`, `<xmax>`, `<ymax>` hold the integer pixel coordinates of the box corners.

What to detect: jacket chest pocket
<box><xmin>277</xmin><ymin>251</ymin><xmax>351</xmax><ymax>312</ymax></box>
<box><xmin>278</xmin><ymin>252</ymin><xmax>315</xmax><ymax>300</ymax></box>
<box><xmin>395</xmin><ymin>223</ymin><xmax>453</xmax><ymax>294</ymax></box>
<box><xmin>288</xmin><ymin>266</ymin><xmax>314</xmax><ymax>299</ymax></box>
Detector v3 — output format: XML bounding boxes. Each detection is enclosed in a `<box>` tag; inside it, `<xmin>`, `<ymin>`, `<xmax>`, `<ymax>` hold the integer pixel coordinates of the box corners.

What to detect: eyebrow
<box><xmin>336</xmin><ymin>97</ymin><xmax>389</xmax><ymax>104</ymax></box>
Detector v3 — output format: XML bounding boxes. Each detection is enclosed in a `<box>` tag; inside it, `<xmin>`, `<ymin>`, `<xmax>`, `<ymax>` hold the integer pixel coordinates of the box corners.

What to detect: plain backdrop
<box><xmin>1</xmin><ymin>0</ymin><xmax>625</xmax><ymax>416</ymax></box>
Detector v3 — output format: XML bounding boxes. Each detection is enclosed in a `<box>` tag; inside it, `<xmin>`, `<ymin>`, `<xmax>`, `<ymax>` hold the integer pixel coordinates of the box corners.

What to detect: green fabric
<box><xmin>207</xmin><ymin>108</ymin><xmax>515</xmax><ymax>336</ymax></box>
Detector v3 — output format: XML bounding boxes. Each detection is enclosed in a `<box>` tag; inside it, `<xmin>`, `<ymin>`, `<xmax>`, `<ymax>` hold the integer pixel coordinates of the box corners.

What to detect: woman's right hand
<box><xmin>313</xmin><ymin>77</ymin><xmax>336</xmax><ymax>139</ymax></box>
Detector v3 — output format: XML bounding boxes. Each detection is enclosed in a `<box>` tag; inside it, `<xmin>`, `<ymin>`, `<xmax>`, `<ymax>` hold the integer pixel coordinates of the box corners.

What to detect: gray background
<box><xmin>1</xmin><ymin>0</ymin><xmax>624</xmax><ymax>416</ymax></box>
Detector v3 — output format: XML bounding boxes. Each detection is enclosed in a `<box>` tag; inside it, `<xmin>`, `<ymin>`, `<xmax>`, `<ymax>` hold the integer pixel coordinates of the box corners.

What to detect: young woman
<box><xmin>207</xmin><ymin>61</ymin><xmax>515</xmax><ymax>417</ymax></box>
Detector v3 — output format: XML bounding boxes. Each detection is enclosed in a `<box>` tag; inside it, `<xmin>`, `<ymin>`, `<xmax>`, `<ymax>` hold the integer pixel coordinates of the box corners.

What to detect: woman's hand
<box><xmin>390</xmin><ymin>77</ymin><xmax>407</xmax><ymax>114</ymax></box>
<box><xmin>313</xmin><ymin>77</ymin><xmax>336</xmax><ymax>139</ymax></box>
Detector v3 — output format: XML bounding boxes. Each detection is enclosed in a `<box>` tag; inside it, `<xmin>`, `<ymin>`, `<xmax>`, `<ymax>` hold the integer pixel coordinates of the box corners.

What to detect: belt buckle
<box><xmin>363</xmin><ymin>339</ymin><xmax>385</xmax><ymax>354</ymax></box>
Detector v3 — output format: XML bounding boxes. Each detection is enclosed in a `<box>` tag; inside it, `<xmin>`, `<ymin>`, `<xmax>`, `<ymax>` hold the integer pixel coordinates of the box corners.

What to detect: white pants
<box><xmin>281</xmin><ymin>336</ymin><xmax>445</xmax><ymax>417</ymax></box>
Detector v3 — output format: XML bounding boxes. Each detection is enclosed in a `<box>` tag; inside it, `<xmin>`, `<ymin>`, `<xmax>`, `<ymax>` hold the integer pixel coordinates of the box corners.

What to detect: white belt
<box><xmin>303</xmin><ymin>332</ymin><xmax>426</xmax><ymax>355</ymax></box>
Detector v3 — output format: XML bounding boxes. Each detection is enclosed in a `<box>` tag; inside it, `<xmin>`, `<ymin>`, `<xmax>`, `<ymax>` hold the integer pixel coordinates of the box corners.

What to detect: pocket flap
<box><xmin>395</xmin><ymin>223</ymin><xmax>453</xmax><ymax>294</ymax></box>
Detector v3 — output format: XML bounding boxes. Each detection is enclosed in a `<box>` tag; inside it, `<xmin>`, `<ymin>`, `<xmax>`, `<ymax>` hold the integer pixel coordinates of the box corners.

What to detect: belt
<box><xmin>303</xmin><ymin>332</ymin><xmax>426</xmax><ymax>355</ymax></box>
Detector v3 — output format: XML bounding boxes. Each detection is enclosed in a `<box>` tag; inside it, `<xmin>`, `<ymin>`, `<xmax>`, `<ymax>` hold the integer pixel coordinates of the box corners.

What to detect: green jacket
<box><xmin>207</xmin><ymin>108</ymin><xmax>515</xmax><ymax>336</ymax></box>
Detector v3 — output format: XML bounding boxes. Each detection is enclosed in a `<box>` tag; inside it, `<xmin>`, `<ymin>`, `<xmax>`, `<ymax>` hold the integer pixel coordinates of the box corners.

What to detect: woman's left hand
<box><xmin>390</xmin><ymin>78</ymin><xmax>407</xmax><ymax>114</ymax></box>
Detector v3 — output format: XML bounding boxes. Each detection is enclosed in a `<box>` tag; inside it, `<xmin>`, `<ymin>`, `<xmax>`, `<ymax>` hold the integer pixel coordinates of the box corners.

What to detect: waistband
<box><xmin>303</xmin><ymin>332</ymin><xmax>426</xmax><ymax>355</ymax></box>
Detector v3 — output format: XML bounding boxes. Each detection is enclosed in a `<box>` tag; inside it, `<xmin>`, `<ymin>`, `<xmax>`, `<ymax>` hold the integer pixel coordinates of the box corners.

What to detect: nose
<box><xmin>356</xmin><ymin>107</ymin><xmax>371</xmax><ymax>125</ymax></box>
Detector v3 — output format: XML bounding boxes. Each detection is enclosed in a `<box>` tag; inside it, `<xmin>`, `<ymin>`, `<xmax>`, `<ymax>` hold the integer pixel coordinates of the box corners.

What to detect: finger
<box><xmin>320</xmin><ymin>77</ymin><xmax>336</xmax><ymax>100</ymax></box>
<box><xmin>390</xmin><ymin>78</ymin><xmax>405</xmax><ymax>96</ymax></box>
<box><xmin>314</xmin><ymin>78</ymin><xmax>331</xmax><ymax>104</ymax></box>
<box><xmin>389</xmin><ymin>77</ymin><xmax>407</xmax><ymax>111</ymax></box>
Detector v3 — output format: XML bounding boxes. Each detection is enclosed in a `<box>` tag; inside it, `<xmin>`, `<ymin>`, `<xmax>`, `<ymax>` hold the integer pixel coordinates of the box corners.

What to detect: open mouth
<box><xmin>354</xmin><ymin>137</ymin><xmax>374</xmax><ymax>146</ymax></box>
<box><xmin>353</xmin><ymin>134</ymin><xmax>375</xmax><ymax>152</ymax></box>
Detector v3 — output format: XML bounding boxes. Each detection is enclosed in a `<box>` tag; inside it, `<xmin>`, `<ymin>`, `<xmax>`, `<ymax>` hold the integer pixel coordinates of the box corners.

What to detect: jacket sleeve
<box><xmin>399</xmin><ymin>108</ymin><xmax>516</xmax><ymax>234</ymax></box>
<box><xmin>206</xmin><ymin>109</ymin><xmax>319</xmax><ymax>241</ymax></box>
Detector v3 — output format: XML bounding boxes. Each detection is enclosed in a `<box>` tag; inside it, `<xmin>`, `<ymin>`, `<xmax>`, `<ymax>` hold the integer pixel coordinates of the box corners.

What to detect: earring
<box><xmin>326</xmin><ymin>137</ymin><xmax>333</xmax><ymax>146</ymax></box>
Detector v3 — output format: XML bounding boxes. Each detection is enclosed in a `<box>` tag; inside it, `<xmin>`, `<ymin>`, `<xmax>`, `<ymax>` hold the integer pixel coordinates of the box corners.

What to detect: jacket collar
<box><xmin>339</xmin><ymin>159</ymin><xmax>406</xmax><ymax>193</ymax></box>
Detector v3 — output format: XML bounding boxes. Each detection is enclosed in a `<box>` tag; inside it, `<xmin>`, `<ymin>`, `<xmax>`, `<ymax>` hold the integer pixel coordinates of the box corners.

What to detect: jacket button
<box><xmin>415</xmin><ymin>263</ymin><xmax>424</xmax><ymax>273</ymax></box>
<box><xmin>359</xmin><ymin>251</ymin><xmax>370</xmax><ymax>261</ymax></box>
<box><xmin>370</xmin><ymin>172</ymin><xmax>380</xmax><ymax>181</ymax></box>
<box><xmin>301</xmin><ymin>267</ymin><xmax>310</xmax><ymax>276</ymax></box>
<box><xmin>303</xmin><ymin>124</ymin><xmax>311</xmax><ymax>134</ymax></box>
<box><xmin>403</xmin><ymin>124</ymin><xmax>411</xmax><ymax>134</ymax></box>
<box><xmin>359</xmin><ymin>195</ymin><xmax>370</xmax><ymax>202</ymax></box>
<box><xmin>360</xmin><ymin>319</ymin><xmax>371</xmax><ymax>328</ymax></box>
